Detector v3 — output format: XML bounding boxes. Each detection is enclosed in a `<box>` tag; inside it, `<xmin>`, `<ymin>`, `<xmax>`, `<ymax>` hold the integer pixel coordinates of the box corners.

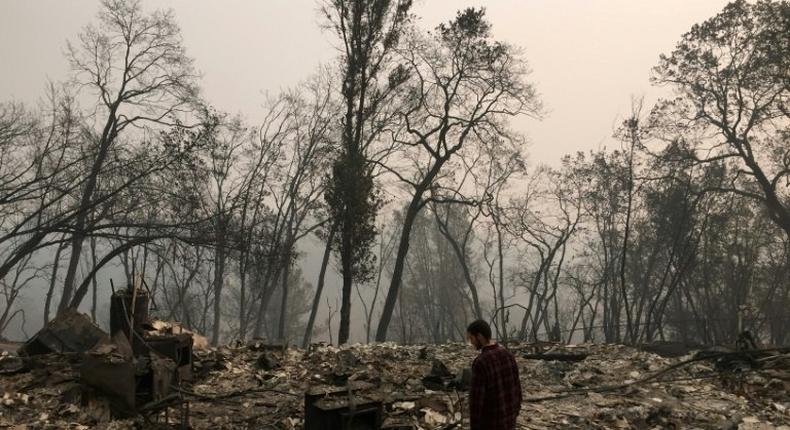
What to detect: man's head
<box><xmin>466</xmin><ymin>319</ymin><xmax>492</xmax><ymax>350</ymax></box>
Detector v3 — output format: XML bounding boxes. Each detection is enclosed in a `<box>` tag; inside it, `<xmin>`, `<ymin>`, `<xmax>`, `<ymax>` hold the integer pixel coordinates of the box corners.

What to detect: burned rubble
<box><xmin>0</xmin><ymin>287</ymin><xmax>788</xmax><ymax>429</ymax></box>
<box><xmin>2</xmin><ymin>312</ymin><xmax>790</xmax><ymax>430</ymax></box>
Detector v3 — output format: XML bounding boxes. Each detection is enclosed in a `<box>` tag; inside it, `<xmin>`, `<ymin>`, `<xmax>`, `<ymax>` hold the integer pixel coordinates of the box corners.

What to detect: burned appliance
<box><xmin>80</xmin><ymin>284</ymin><xmax>193</xmax><ymax>424</ymax></box>
<box><xmin>304</xmin><ymin>386</ymin><xmax>383</xmax><ymax>430</ymax></box>
<box><xmin>19</xmin><ymin>308</ymin><xmax>108</xmax><ymax>356</ymax></box>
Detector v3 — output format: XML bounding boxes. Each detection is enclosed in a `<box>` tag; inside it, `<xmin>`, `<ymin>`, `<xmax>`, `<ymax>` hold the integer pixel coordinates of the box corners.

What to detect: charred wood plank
<box><xmin>522</xmin><ymin>353</ymin><xmax>588</xmax><ymax>362</ymax></box>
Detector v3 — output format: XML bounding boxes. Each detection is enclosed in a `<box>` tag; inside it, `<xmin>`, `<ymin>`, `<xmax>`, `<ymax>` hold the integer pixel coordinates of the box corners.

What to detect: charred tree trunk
<box><xmin>303</xmin><ymin>224</ymin><xmax>336</xmax><ymax>348</ymax></box>
<box><xmin>277</xmin><ymin>227</ymin><xmax>295</xmax><ymax>341</ymax></box>
<box><xmin>338</xmin><ymin>210</ymin><xmax>354</xmax><ymax>344</ymax></box>
<box><xmin>59</xmin><ymin>103</ymin><xmax>120</xmax><ymax>314</ymax></box>
<box><xmin>211</xmin><ymin>223</ymin><xmax>227</xmax><ymax>346</ymax></box>
<box><xmin>44</xmin><ymin>237</ymin><xmax>68</xmax><ymax>324</ymax></box>
<box><xmin>90</xmin><ymin>236</ymin><xmax>99</xmax><ymax>322</ymax></box>
<box><xmin>434</xmin><ymin>209</ymin><xmax>483</xmax><ymax>319</ymax></box>
<box><xmin>376</xmin><ymin>175</ymin><xmax>439</xmax><ymax>341</ymax></box>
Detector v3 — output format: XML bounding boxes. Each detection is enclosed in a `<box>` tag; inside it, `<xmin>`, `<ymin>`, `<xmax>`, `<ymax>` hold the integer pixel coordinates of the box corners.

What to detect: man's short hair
<box><xmin>467</xmin><ymin>319</ymin><xmax>492</xmax><ymax>340</ymax></box>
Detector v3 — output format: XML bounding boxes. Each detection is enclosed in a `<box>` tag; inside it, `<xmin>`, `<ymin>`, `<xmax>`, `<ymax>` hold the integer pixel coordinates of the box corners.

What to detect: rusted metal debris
<box><xmin>109</xmin><ymin>286</ymin><xmax>151</xmax><ymax>355</ymax></box>
<box><xmin>86</xmin><ymin>285</ymin><xmax>194</xmax><ymax>423</ymax></box>
<box><xmin>18</xmin><ymin>308</ymin><xmax>109</xmax><ymax>356</ymax></box>
<box><xmin>146</xmin><ymin>333</ymin><xmax>194</xmax><ymax>382</ymax></box>
<box><xmin>9</xmin><ymin>283</ymin><xmax>197</xmax><ymax>427</ymax></box>
<box><xmin>304</xmin><ymin>385</ymin><xmax>383</xmax><ymax>430</ymax></box>
<box><xmin>80</xmin><ymin>331</ymin><xmax>137</xmax><ymax>415</ymax></box>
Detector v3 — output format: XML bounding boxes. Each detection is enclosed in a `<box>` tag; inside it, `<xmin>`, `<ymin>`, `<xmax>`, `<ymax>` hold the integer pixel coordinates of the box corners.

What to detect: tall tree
<box><xmin>248</xmin><ymin>79</ymin><xmax>335</xmax><ymax>341</ymax></box>
<box><xmin>375</xmin><ymin>8</ymin><xmax>541</xmax><ymax>341</ymax></box>
<box><xmin>201</xmin><ymin>115</ymin><xmax>248</xmax><ymax>345</ymax></box>
<box><xmin>508</xmin><ymin>166</ymin><xmax>583</xmax><ymax>342</ymax></box>
<box><xmin>651</xmin><ymin>0</ymin><xmax>790</xmax><ymax>238</ymax></box>
<box><xmin>321</xmin><ymin>0</ymin><xmax>413</xmax><ymax>344</ymax></box>
<box><xmin>564</xmin><ymin>149</ymin><xmax>630</xmax><ymax>342</ymax></box>
<box><xmin>0</xmin><ymin>88</ymin><xmax>87</xmax><ymax>300</ymax></box>
<box><xmin>57</xmin><ymin>0</ymin><xmax>199</xmax><ymax>314</ymax></box>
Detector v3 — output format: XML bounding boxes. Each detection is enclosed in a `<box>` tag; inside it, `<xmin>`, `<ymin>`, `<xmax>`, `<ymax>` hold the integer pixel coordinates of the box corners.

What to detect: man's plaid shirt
<box><xmin>470</xmin><ymin>343</ymin><xmax>522</xmax><ymax>430</ymax></box>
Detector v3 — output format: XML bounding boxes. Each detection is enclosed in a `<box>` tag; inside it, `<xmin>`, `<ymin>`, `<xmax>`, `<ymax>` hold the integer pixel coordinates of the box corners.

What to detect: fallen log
<box><xmin>522</xmin><ymin>352</ymin><xmax>588</xmax><ymax>362</ymax></box>
<box><xmin>638</xmin><ymin>341</ymin><xmax>698</xmax><ymax>358</ymax></box>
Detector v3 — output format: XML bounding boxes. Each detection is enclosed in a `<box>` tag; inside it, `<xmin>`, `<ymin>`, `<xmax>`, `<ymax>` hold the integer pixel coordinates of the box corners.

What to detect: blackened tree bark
<box><xmin>302</xmin><ymin>223</ymin><xmax>336</xmax><ymax>348</ymax></box>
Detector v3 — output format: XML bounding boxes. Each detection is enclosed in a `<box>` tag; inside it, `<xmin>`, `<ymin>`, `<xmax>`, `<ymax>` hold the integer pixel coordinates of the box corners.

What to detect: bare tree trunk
<box><xmin>59</xmin><ymin>102</ymin><xmax>121</xmax><ymax>314</ymax></box>
<box><xmin>365</xmin><ymin>231</ymin><xmax>390</xmax><ymax>343</ymax></box>
<box><xmin>252</xmin><ymin>262</ymin><xmax>284</xmax><ymax>338</ymax></box>
<box><xmin>277</xmin><ymin>234</ymin><xmax>294</xmax><ymax>342</ymax></box>
<box><xmin>326</xmin><ymin>296</ymin><xmax>338</xmax><ymax>345</ymax></box>
<box><xmin>518</xmin><ymin>291</ymin><xmax>537</xmax><ymax>341</ymax></box>
<box><xmin>619</xmin><ymin>122</ymin><xmax>636</xmax><ymax>344</ymax></box>
<box><xmin>90</xmin><ymin>236</ymin><xmax>98</xmax><ymax>322</ymax></box>
<box><xmin>303</xmin><ymin>225</ymin><xmax>335</xmax><ymax>348</ymax></box>
<box><xmin>376</xmin><ymin>163</ymin><xmax>446</xmax><ymax>342</ymax></box>
<box><xmin>495</xmin><ymin>218</ymin><xmax>507</xmax><ymax>340</ymax></box>
<box><xmin>0</xmin><ymin>255</ymin><xmax>34</xmax><ymax>336</ymax></box>
<box><xmin>376</xmin><ymin>198</ymin><xmax>422</xmax><ymax>342</ymax></box>
<box><xmin>434</xmin><ymin>210</ymin><xmax>482</xmax><ymax>319</ymax></box>
<box><xmin>238</xmin><ymin>260</ymin><xmax>248</xmax><ymax>340</ymax></box>
<box><xmin>44</xmin><ymin>237</ymin><xmax>68</xmax><ymax>324</ymax></box>
<box><xmin>277</xmin><ymin>262</ymin><xmax>290</xmax><ymax>342</ymax></box>
<box><xmin>519</xmin><ymin>256</ymin><xmax>549</xmax><ymax>340</ymax></box>
<box><xmin>211</xmin><ymin>233</ymin><xmax>227</xmax><ymax>346</ymax></box>
<box><xmin>338</xmin><ymin>214</ymin><xmax>354</xmax><ymax>344</ymax></box>
<box><xmin>236</xmin><ymin>193</ymin><xmax>258</xmax><ymax>340</ymax></box>
<box><xmin>398</xmin><ymin>281</ymin><xmax>407</xmax><ymax>343</ymax></box>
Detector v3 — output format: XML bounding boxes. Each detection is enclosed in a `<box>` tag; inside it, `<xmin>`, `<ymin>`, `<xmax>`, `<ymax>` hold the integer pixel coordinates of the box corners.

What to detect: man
<box><xmin>467</xmin><ymin>320</ymin><xmax>522</xmax><ymax>430</ymax></box>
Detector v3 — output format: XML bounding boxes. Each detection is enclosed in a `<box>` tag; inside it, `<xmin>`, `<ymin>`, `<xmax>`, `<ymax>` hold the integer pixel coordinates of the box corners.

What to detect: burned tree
<box><xmin>57</xmin><ymin>0</ymin><xmax>199</xmax><ymax>313</ymax></box>
<box><xmin>321</xmin><ymin>0</ymin><xmax>413</xmax><ymax>345</ymax></box>
<box><xmin>651</xmin><ymin>0</ymin><xmax>790</xmax><ymax>238</ymax></box>
<box><xmin>375</xmin><ymin>8</ymin><xmax>541</xmax><ymax>341</ymax></box>
<box><xmin>248</xmin><ymin>79</ymin><xmax>336</xmax><ymax>342</ymax></box>
<box><xmin>508</xmin><ymin>166</ymin><xmax>583</xmax><ymax>342</ymax></box>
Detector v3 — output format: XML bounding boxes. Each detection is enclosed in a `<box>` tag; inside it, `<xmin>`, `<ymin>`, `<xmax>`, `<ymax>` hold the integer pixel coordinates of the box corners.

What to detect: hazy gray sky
<box><xmin>0</xmin><ymin>0</ymin><xmax>734</xmax><ymax>341</ymax></box>
<box><xmin>2</xmin><ymin>0</ymin><xmax>731</xmax><ymax>166</ymax></box>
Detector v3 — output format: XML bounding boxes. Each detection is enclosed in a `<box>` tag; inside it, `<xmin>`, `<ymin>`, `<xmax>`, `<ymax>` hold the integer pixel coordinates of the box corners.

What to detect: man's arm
<box><xmin>469</xmin><ymin>359</ymin><xmax>486</xmax><ymax>430</ymax></box>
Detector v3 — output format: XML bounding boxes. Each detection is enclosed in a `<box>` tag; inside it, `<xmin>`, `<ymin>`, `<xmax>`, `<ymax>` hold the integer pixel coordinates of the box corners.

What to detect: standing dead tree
<box><xmin>355</xmin><ymin>220</ymin><xmax>399</xmax><ymax>343</ymax></box>
<box><xmin>651</xmin><ymin>0</ymin><xmax>790</xmax><ymax>239</ymax></box>
<box><xmin>273</xmin><ymin>85</ymin><xmax>335</xmax><ymax>342</ymax></box>
<box><xmin>248</xmin><ymin>79</ymin><xmax>336</xmax><ymax>343</ymax></box>
<box><xmin>57</xmin><ymin>0</ymin><xmax>199</xmax><ymax>314</ymax></box>
<box><xmin>198</xmin><ymin>115</ymin><xmax>248</xmax><ymax>345</ymax></box>
<box><xmin>431</xmin><ymin>137</ymin><xmax>526</xmax><ymax>325</ymax></box>
<box><xmin>508</xmin><ymin>167</ymin><xmax>583</xmax><ymax>342</ymax></box>
<box><xmin>0</xmin><ymin>88</ymin><xmax>91</xmax><ymax>325</ymax></box>
<box><xmin>375</xmin><ymin>8</ymin><xmax>541</xmax><ymax>341</ymax></box>
<box><xmin>433</xmin><ymin>204</ymin><xmax>484</xmax><ymax>320</ymax></box>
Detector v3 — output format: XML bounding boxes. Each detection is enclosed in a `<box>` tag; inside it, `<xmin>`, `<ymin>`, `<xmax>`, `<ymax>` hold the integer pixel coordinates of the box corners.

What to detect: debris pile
<box><xmin>1</xmin><ymin>330</ymin><xmax>789</xmax><ymax>428</ymax></box>
<box><xmin>1</xmin><ymin>284</ymin><xmax>197</xmax><ymax>429</ymax></box>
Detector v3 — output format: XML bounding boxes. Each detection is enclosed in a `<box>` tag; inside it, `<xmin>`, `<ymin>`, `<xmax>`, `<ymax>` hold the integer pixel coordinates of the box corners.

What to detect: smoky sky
<box><xmin>0</xmin><ymin>0</ymin><xmax>732</xmax><ymax>342</ymax></box>
<box><xmin>1</xmin><ymin>0</ymin><xmax>732</xmax><ymax>165</ymax></box>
